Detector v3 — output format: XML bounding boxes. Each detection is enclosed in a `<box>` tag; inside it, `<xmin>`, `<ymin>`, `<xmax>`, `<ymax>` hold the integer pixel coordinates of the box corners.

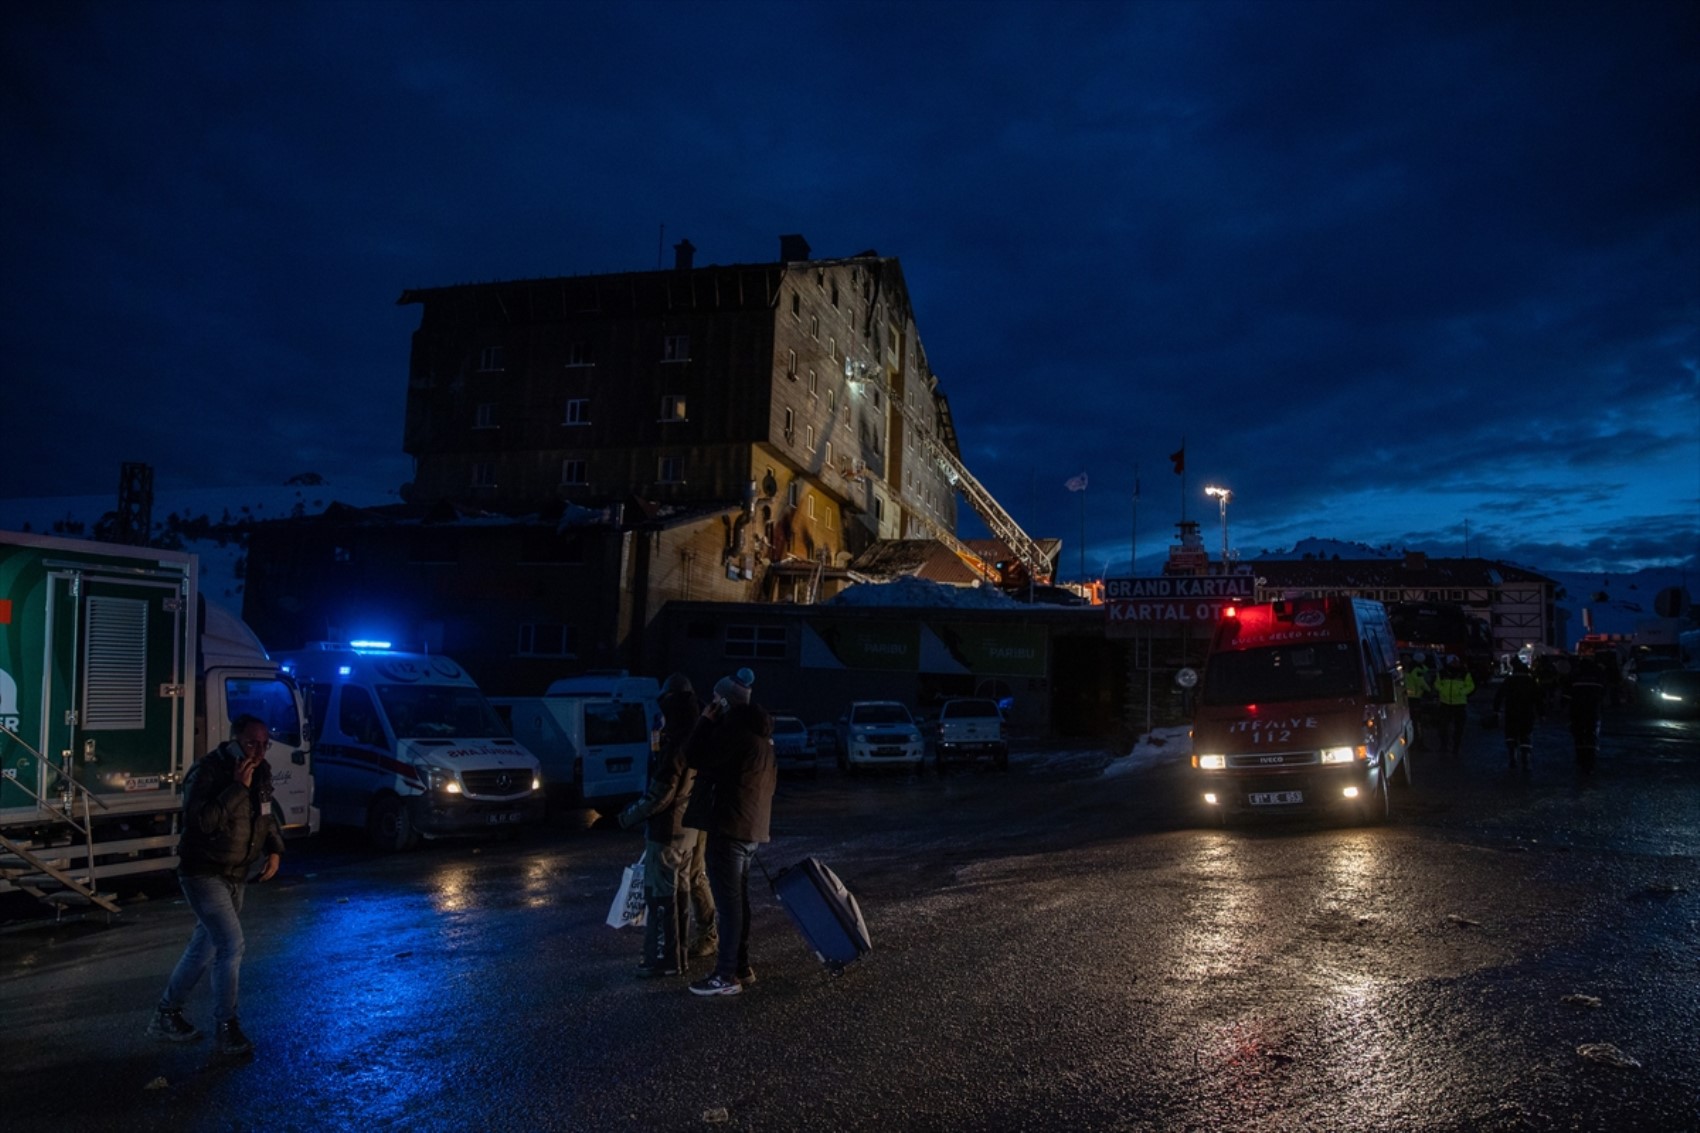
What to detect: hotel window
<box><xmin>564</xmin><ymin>398</ymin><xmax>590</xmax><ymax>425</ymax></box>
<box><xmin>826</xmin><ymin>388</ymin><xmax>836</xmax><ymax>414</ymax></box>
<box><xmin>471</xmin><ymin>462</ymin><xmax>496</xmax><ymax>487</ymax></box>
<box><xmin>787</xmin><ymin>480</ymin><xmax>799</xmax><ymax>507</ymax></box>
<box><xmin>473</xmin><ymin>403</ymin><xmax>497</xmax><ymax>429</ymax></box>
<box><xmin>565</xmin><ymin>340</ymin><xmax>594</xmax><ymax>367</ymax></box>
<box><xmin>872</xmin><ymin>496</ymin><xmax>883</xmax><ymax>521</ymax></box>
<box><xmin>478</xmin><ymin>346</ymin><xmax>505</xmax><ymax>372</ymax></box>
<box><xmin>783</xmin><ymin>407</ymin><xmax>795</xmax><ymax>443</ymax></box>
<box><xmin>805</xmin><ymin>424</ymin><xmax>815</xmax><ymax>452</ymax></box>
<box><xmin>518</xmin><ymin>623</ymin><xmax>577</xmax><ymax>658</ymax></box>
<box><xmin>561</xmin><ymin>459</ymin><xmax>587</xmax><ymax>485</ymax></box>
<box><xmin>831</xmin><ymin>281</ymin><xmax>839</xmax><ymax>307</ymax></box>
<box><xmin>725</xmin><ymin>624</ymin><xmax>787</xmax><ymax>660</ymax></box>
<box><xmin>810</xmin><ymin>314</ymin><xmax>819</xmax><ymax>340</ymax></box>
<box><xmin>786</xmin><ymin>349</ymin><xmax>797</xmax><ymax>379</ymax></box>
<box><xmin>791</xmin><ymin>292</ymin><xmax>801</xmax><ymax>319</ymax></box>
<box><xmin>662</xmin><ymin>334</ymin><xmax>690</xmax><ymax>362</ymax></box>
<box><xmin>658</xmin><ymin>456</ymin><xmax>684</xmax><ymax>484</ymax></box>
<box><xmin>660</xmin><ymin>394</ymin><xmax>688</xmax><ymax>422</ymax></box>
<box><xmin>806</xmin><ymin>494</ymin><xmax>817</xmax><ymax>519</ymax></box>
<box><xmin>828</xmin><ymin>336</ymin><xmax>837</xmax><ymax>360</ymax></box>
<box><xmin>824</xmin><ymin>441</ymin><xmax>833</xmax><ymax>468</ymax></box>
<box><xmin>808</xmin><ymin>368</ymin><xmax>818</xmax><ymax>397</ymax></box>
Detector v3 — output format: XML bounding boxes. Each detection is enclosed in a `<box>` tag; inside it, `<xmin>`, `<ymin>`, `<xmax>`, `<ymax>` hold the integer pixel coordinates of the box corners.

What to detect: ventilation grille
<box><xmin>83</xmin><ymin>595</ymin><xmax>149</xmax><ymax>730</ymax></box>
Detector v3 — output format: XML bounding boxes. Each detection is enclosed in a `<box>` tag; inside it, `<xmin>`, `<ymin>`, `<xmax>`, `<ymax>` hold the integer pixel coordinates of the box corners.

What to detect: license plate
<box><xmin>1249</xmin><ymin>790</ymin><xmax>1304</xmax><ymax>806</ymax></box>
<box><xmin>486</xmin><ymin>812</ymin><xmax>521</xmax><ymax>825</ymax></box>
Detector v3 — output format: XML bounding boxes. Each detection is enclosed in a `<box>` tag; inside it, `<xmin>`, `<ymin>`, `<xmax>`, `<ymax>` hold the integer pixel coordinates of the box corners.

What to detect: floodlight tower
<box><xmin>1204</xmin><ymin>485</ymin><xmax>1233</xmax><ymax>566</ymax></box>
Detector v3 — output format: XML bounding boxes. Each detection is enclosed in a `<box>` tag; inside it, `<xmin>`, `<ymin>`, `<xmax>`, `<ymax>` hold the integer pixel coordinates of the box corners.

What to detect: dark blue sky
<box><xmin>3</xmin><ymin>1</ymin><xmax>1696</xmax><ymax>575</ymax></box>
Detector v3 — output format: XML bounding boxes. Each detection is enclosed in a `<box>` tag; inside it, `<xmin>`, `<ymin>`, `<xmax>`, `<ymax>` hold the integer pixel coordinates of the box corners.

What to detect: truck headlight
<box><xmin>532</xmin><ymin>775</ymin><xmax>543</xmax><ymax>791</ymax></box>
<box><xmin>1196</xmin><ymin>754</ymin><xmax>1226</xmax><ymax>770</ymax></box>
<box><xmin>425</xmin><ymin>767</ymin><xmax>462</xmax><ymax>794</ymax></box>
<box><xmin>1320</xmin><ymin>746</ymin><xmax>1365</xmax><ymax>764</ymax></box>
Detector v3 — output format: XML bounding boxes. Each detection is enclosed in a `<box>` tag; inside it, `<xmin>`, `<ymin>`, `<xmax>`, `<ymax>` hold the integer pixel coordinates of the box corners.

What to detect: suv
<box><xmin>934</xmin><ymin>698</ymin><xmax>1009</xmax><ymax>771</ymax></box>
<box><xmin>836</xmin><ymin>701</ymin><xmax>924</xmax><ymax>775</ymax></box>
<box><xmin>771</xmin><ymin>714</ymin><xmax>817</xmax><ymax>777</ymax></box>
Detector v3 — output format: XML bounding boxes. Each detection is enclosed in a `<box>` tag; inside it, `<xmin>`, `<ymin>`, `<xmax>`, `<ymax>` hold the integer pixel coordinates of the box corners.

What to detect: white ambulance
<box><xmin>277</xmin><ymin>642</ymin><xmax>544</xmax><ymax>850</ymax></box>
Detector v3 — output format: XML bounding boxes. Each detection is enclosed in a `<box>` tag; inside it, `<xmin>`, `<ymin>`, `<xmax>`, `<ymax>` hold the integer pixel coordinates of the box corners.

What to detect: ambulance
<box><xmin>278</xmin><ymin>642</ymin><xmax>544</xmax><ymax>850</ymax></box>
<box><xmin>1190</xmin><ymin>597</ymin><xmax>1413</xmax><ymax>824</ymax></box>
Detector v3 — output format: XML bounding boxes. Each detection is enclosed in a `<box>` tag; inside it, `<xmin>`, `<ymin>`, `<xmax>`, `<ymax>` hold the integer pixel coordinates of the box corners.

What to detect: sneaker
<box><xmin>147</xmin><ymin>1007</ymin><xmax>201</xmax><ymax>1043</ymax></box>
<box><xmin>689</xmin><ymin>974</ymin><xmax>742</xmax><ymax>997</ymax></box>
<box><xmin>215</xmin><ymin>1019</ymin><xmax>254</xmax><ymax>1057</ymax></box>
<box><xmin>736</xmin><ymin>968</ymin><xmax>757</xmax><ymax>987</ymax></box>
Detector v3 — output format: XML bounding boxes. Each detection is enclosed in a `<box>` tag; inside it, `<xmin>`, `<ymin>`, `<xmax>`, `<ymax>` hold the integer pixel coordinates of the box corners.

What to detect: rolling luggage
<box><xmin>766</xmin><ymin>856</ymin><xmax>871</xmax><ymax>973</ymax></box>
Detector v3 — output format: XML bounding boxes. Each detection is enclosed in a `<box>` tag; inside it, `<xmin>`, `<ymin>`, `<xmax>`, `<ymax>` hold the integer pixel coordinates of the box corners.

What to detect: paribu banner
<box><xmin>801</xmin><ymin>621</ymin><xmax>1047</xmax><ymax>677</ymax></box>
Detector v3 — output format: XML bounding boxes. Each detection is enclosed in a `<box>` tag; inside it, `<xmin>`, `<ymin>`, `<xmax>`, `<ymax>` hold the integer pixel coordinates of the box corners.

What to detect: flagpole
<box><xmin>1179</xmin><ymin>434</ymin><xmax>1188</xmax><ymax>524</ymax></box>
<box><xmin>1131</xmin><ymin>463</ymin><xmax>1139</xmax><ymax>579</ymax></box>
<box><xmin>1078</xmin><ymin>483</ymin><xmax>1086</xmax><ymax>583</ymax></box>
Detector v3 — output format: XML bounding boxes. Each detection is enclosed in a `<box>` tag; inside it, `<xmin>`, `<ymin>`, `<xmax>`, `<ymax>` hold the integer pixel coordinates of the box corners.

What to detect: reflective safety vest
<box><xmin>1405</xmin><ymin>668</ymin><xmax>1432</xmax><ymax>699</ymax></box>
<box><xmin>1434</xmin><ymin>672</ymin><xmax>1475</xmax><ymax>706</ymax></box>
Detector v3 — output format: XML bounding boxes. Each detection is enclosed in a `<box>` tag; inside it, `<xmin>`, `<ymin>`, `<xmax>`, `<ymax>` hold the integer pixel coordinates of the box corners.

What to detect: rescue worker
<box><xmin>1493</xmin><ymin>657</ymin><xmax>1542</xmax><ymax>770</ymax></box>
<box><xmin>1404</xmin><ymin>653</ymin><xmax>1433</xmax><ymax>750</ymax></box>
<box><xmin>1566</xmin><ymin>658</ymin><xmax>1607</xmax><ymax>775</ymax></box>
<box><xmin>1432</xmin><ymin>655</ymin><xmax>1476</xmax><ymax>755</ymax></box>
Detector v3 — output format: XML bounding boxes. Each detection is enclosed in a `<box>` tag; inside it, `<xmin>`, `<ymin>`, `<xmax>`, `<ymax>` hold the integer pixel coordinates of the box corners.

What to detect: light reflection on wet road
<box><xmin>1</xmin><ymin>704</ymin><xmax>1695</xmax><ymax>1131</ymax></box>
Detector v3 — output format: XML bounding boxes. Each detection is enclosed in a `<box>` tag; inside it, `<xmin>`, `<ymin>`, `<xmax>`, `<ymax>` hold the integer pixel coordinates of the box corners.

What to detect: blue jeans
<box><xmin>162</xmin><ymin>874</ymin><xmax>246</xmax><ymax>1023</ymax></box>
<box><xmin>704</xmin><ymin>835</ymin><xmax>756</xmax><ymax>979</ymax></box>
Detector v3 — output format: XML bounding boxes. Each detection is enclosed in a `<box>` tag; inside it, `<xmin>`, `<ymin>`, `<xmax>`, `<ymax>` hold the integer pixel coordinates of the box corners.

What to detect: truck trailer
<box><xmin>0</xmin><ymin>530</ymin><xmax>312</xmax><ymax>908</ymax></box>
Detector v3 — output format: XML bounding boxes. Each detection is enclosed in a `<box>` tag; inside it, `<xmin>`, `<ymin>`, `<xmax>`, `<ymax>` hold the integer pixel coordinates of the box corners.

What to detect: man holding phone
<box><xmin>147</xmin><ymin>714</ymin><xmax>285</xmax><ymax>1057</ymax></box>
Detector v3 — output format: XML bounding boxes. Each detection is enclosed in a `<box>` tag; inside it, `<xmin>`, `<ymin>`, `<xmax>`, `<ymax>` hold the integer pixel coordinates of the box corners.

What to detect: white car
<box><xmin>836</xmin><ymin>701</ymin><xmax>925</xmax><ymax>775</ymax></box>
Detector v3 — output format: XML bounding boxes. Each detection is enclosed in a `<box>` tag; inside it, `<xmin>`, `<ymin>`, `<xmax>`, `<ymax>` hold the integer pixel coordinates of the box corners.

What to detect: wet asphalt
<box><xmin>1</xmin><ymin>695</ymin><xmax>1696</xmax><ymax>1133</ymax></box>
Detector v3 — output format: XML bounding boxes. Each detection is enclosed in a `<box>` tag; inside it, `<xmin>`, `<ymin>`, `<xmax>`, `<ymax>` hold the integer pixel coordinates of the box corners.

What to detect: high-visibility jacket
<box><xmin>1405</xmin><ymin>668</ymin><xmax>1432</xmax><ymax>699</ymax></box>
<box><xmin>1434</xmin><ymin>671</ymin><xmax>1475</xmax><ymax>706</ymax></box>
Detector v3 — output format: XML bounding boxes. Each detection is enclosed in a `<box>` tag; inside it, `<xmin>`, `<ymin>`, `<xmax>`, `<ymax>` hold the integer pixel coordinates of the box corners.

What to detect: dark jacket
<box><xmin>1493</xmin><ymin>672</ymin><xmax>1543</xmax><ymax>733</ymax></box>
<box><xmin>618</xmin><ymin>686</ymin><xmax>701</xmax><ymax>841</ymax></box>
<box><xmin>683</xmin><ymin>702</ymin><xmax>776</xmax><ymax>843</ymax></box>
<box><xmin>177</xmin><ymin>742</ymin><xmax>286</xmax><ymax>881</ymax></box>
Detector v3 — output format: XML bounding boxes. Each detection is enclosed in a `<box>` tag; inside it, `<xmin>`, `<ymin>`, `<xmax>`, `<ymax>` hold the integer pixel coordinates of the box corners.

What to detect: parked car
<box><xmin>1625</xmin><ymin>652</ymin><xmax>1682</xmax><ymax>710</ymax></box>
<box><xmin>1645</xmin><ymin>668</ymin><xmax>1700</xmax><ymax>718</ymax></box>
<box><xmin>771</xmin><ymin>714</ymin><xmax>818</xmax><ymax>777</ymax></box>
<box><xmin>807</xmin><ymin>720</ymin><xmax>841</xmax><ymax>762</ymax></box>
<box><xmin>836</xmin><ymin>701</ymin><xmax>925</xmax><ymax>775</ymax></box>
<box><xmin>934</xmin><ymin>697</ymin><xmax>1009</xmax><ymax>771</ymax></box>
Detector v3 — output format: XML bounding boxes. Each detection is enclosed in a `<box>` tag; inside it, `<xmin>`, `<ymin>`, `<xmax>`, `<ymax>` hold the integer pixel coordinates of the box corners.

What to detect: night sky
<box><xmin>3</xmin><ymin>1</ymin><xmax>1696</xmax><ymax>576</ymax></box>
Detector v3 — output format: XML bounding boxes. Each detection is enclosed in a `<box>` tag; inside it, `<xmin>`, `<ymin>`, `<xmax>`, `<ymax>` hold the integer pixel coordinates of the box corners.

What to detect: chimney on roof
<box><xmin>673</xmin><ymin>239</ymin><xmax>695</xmax><ymax>271</ymax></box>
<box><xmin>779</xmin><ymin>233</ymin><xmax>811</xmax><ymax>262</ymax></box>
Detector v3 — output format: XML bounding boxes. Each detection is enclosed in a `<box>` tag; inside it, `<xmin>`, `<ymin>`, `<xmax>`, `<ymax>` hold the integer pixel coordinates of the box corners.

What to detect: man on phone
<box><xmin>683</xmin><ymin>669</ymin><xmax>775</xmax><ymax>997</ymax></box>
<box><xmin>147</xmin><ymin>714</ymin><xmax>285</xmax><ymax>1057</ymax></box>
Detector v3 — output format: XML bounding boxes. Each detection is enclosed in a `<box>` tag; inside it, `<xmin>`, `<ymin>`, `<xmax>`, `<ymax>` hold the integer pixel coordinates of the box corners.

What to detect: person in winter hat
<box><xmin>618</xmin><ymin>674</ymin><xmax>718</xmax><ymax>976</ymax></box>
<box><xmin>682</xmin><ymin>668</ymin><xmax>775</xmax><ymax>997</ymax></box>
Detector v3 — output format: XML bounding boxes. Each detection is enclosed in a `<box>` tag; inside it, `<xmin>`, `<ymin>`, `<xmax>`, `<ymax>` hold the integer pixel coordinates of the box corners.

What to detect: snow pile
<box><xmin>826</xmin><ymin>576</ymin><xmax>1025</xmax><ymax>609</ymax></box>
<box><xmin>1102</xmin><ymin>725</ymin><xmax>1192</xmax><ymax>777</ymax></box>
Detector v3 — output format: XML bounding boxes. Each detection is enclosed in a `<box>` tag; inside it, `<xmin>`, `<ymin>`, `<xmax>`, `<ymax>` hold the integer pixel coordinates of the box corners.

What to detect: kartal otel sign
<box><xmin>1105</xmin><ymin>575</ymin><xmax>1256</xmax><ymax>631</ymax></box>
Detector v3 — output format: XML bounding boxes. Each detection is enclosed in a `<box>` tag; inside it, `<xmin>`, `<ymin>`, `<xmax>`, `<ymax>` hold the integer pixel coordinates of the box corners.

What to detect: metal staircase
<box><xmin>0</xmin><ymin>726</ymin><xmax>122</xmax><ymax>918</ymax></box>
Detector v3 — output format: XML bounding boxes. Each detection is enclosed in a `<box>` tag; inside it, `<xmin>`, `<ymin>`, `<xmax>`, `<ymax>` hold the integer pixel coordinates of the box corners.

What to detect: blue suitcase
<box><xmin>769</xmin><ymin>856</ymin><xmax>871</xmax><ymax>973</ymax></box>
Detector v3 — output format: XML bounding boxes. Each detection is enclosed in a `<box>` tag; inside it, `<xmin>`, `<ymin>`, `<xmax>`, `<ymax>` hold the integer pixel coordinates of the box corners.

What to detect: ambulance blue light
<box><xmin>338</xmin><ymin>665</ymin><xmax>353</xmax><ymax>676</ymax></box>
<box><xmin>349</xmin><ymin>639</ymin><xmax>392</xmax><ymax>650</ymax></box>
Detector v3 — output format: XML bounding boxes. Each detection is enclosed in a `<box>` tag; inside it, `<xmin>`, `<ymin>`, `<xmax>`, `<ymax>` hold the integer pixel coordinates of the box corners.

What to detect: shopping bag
<box><xmin>605</xmin><ymin>851</ymin><xmax>648</xmax><ymax>929</ymax></box>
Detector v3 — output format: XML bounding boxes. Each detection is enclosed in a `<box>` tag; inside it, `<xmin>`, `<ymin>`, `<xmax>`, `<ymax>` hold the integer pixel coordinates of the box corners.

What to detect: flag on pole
<box><xmin>1065</xmin><ymin>472</ymin><xmax>1089</xmax><ymax>492</ymax></box>
<box><xmin>1169</xmin><ymin>445</ymin><xmax>1185</xmax><ymax>474</ymax></box>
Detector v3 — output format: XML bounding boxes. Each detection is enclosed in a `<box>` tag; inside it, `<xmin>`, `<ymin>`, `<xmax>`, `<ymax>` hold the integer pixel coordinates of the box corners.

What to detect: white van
<box><xmin>277</xmin><ymin>643</ymin><xmax>544</xmax><ymax>850</ymax></box>
<box><xmin>491</xmin><ymin>671</ymin><xmax>659</xmax><ymax>812</ymax></box>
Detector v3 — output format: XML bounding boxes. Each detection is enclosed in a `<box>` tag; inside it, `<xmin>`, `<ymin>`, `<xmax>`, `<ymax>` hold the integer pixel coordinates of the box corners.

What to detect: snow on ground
<box><xmin>1103</xmin><ymin>725</ymin><xmax>1192</xmax><ymax>777</ymax></box>
<box><xmin>826</xmin><ymin>575</ymin><xmax>1024</xmax><ymax>608</ymax></box>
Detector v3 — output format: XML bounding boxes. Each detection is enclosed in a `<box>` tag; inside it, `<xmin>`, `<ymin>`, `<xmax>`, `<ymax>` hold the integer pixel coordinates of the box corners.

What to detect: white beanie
<box><xmin>714</xmin><ymin>667</ymin><xmax>755</xmax><ymax>705</ymax></box>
